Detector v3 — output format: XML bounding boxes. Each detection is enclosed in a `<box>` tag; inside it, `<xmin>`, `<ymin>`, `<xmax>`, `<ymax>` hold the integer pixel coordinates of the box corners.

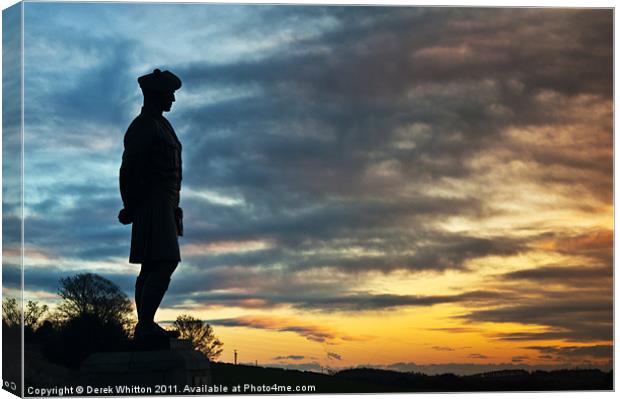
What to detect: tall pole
<box><xmin>234</xmin><ymin>349</ymin><xmax>238</xmax><ymax>365</ymax></box>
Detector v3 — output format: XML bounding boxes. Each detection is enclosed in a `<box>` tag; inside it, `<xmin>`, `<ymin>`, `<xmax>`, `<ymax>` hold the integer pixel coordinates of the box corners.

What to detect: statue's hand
<box><xmin>118</xmin><ymin>208</ymin><xmax>133</xmax><ymax>225</ymax></box>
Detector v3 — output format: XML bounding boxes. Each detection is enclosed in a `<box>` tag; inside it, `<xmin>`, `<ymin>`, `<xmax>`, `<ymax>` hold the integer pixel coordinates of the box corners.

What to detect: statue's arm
<box><xmin>119</xmin><ymin>119</ymin><xmax>154</xmax><ymax>216</ymax></box>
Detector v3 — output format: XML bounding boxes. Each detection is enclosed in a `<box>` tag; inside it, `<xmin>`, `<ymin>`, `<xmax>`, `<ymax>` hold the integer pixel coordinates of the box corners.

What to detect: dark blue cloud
<box><xmin>18</xmin><ymin>265</ymin><xmax>136</xmax><ymax>296</ymax></box>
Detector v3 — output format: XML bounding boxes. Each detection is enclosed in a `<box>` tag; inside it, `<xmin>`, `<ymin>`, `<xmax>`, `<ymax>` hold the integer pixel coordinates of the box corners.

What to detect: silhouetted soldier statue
<box><xmin>118</xmin><ymin>69</ymin><xmax>183</xmax><ymax>344</ymax></box>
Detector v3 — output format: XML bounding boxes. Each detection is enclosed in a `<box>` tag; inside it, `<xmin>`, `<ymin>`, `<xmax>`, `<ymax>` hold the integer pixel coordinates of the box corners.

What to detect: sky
<box><xmin>2</xmin><ymin>2</ymin><xmax>613</xmax><ymax>374</ymax></box>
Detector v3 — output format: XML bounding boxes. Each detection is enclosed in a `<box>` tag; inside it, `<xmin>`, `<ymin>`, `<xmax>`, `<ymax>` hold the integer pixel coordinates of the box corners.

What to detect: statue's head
<box><xmin>138</xmin><ymin>69</ymin><xmax>182</xmax><ymax>113</ymax></box>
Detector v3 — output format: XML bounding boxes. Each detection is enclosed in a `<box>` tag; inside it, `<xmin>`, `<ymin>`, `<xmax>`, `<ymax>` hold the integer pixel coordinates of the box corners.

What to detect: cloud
<box><xmin>427</xmin><ymin>327</ymin><xmax>483</xmax><ymax>334</ymax></box>
<box><xmin>467</xmin><ymin>354</ymin><xmax>488</xmax><ymax>359</ymax></box>
<box><xmin>530</xmin><ymin>229</ymin><xmax>613</xmax><ymax>265</ymax></box>
<box><xmin>459</xmin><ymin>296</ymin><xmax>613</xmax><ymax>343</ymax></box>
<box><xmin>17</xmin><ymin>265</ymin><xmax>137</xmax><ymax>298</ymax></box>
<box><xmin>500</xmin><ymin>264</ymin><xmax>612</xmax><ymax>285</ymax></box>
<box><xmin>432</xmin><ymin>346</ymin><xmax>456</xmax><ymax>352</ymax></box>
<box><xmin>180</xmin><ymin>224</ymin><xmax>526</xmax><ymax>274</ymax></box>
<box><xmin>523</xmin><ymin>345</ymin><xmax>612</xmax><ymax>361</ymax></box>
<box><xmin>208</xmin><ymin>315</ymin><xmax>364</xmax><ymax>343</ymax></box>
<box><xmin>452</xmin><ymin>234</ymin><xmax>613</xmax><ymax>344</ymax></box>
<box><xmin>327</xmin><ymin>352</ymin><xmax>342</xmax><ymax>361</ymax></box>
<box><xmin>165</xmin><ymin>285</ymin><xmax>513</xmax><ymax>313</ymax></box>
<box><xmin>273</xmin><ymin>355</ymin><xmax>306</xmax><ymax>361</ymax></box>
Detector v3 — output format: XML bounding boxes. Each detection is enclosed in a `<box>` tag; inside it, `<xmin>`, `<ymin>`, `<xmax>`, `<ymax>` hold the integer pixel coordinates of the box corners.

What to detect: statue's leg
<box><xmin>135</xmin><ymin>267</ymin><xmax>148</xmax><ymax>322</ymax></box>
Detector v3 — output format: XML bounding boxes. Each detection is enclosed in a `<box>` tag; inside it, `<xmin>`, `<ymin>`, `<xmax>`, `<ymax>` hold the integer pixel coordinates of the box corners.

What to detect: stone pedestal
<box><xmin>80</xmin><ymin>339</ymin><xmax>211</xmax><ymax>388</ymax></box>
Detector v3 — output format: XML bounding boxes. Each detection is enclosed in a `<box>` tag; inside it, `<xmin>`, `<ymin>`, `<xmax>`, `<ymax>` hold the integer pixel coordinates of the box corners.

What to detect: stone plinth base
<box><xmin>80</xmin><ymin>339</ymin><xmax>211</xmax><ymax>388</ymax></box>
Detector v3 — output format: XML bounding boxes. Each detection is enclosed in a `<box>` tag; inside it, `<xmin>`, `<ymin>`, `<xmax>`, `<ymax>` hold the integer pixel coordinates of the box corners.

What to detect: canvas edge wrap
<box><xmin>2</xmin><ymin>1</ymin><xmax>24</xmax><ymax>398</ymax></box>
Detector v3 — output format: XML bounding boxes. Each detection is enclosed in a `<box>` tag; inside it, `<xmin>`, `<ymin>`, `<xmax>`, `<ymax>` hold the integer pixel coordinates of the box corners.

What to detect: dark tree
<box><xmin>2</xmin><ymin>297</ymin><xmax>20</xmax><ymax>327</ymax></box>
<box><xmin>173</xmin><ymin>314</ymin><xmax>224</xmax><ymax>360</ymax></box>
<box><xmin>37</xmin><ymin>274</ymin><xmax>134</xmax><ymax>368</ymax></box>
<box><xmin>25</xmin><ymin>300</ymin><xmax>49</xmax><ymax>330</ymax></box>
<box><xmin>57</xmin><ymin>273</ymin><xmax>133</xmax><ymax>328</ymax></box>
<box><xmin>3</xmin><ymin>297</ymin><xmax>48</xmax><ymax>331</ymax></box>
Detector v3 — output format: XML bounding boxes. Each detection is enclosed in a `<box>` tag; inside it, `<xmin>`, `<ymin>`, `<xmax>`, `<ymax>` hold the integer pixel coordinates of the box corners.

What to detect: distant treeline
<box><xmin>334</xmin><ymin>367</ymin><xmax>613</xmax><ymax>391</ymax></box>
